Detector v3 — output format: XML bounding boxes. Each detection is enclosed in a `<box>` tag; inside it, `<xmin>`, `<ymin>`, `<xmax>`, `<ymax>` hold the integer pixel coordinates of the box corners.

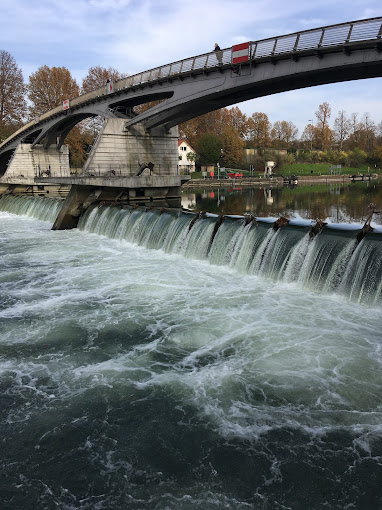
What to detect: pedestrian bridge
<box><xmin>0</xmin><ymin>16</ymin><xmax>381</xmax><ymax>226</ymax></box>
<box><xmin>0</xmin><ymin>16</ymin><xmax>381</xmax><ymax>164</ymax></box>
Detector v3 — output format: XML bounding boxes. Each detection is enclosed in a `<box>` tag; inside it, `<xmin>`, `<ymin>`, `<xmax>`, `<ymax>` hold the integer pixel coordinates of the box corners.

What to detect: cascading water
<box><xmin>0</xmin><ymin>194</ymin><xmax>63</xmax><ymax>223</ymax></box>
<box><xmin>1</xmin><ymin>194</ymin><xmax>381</xmax><ymax>304</ymax></box>
<box><xmin>77</xmin><ymin>203</ymin><xmax>382</xmax><ymax>305</ymax></box>
<box><xmin>1</xmin><ymin>195</ymin><xmax>382</xmax><ymax>510</ymax></box>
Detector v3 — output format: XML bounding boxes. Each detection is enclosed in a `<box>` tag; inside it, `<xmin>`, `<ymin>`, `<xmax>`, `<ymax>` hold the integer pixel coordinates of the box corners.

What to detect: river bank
<box><xmin>182</xmin><ymin>173</ymin><xmax>380</xmax><ymax>187</ymax></box>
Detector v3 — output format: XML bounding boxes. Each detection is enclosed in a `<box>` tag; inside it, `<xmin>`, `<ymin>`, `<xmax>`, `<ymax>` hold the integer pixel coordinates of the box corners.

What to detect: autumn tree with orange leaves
<box><xmin>27</xmin><ymin>66</ymin><xmax>87</xmax><ymax>166</ymax></box>
<box><xmin>315</xmin><ymin>101</ymin><xmax>333</xmax><ymax>150</ymax></box>
<box><xmin>221</xmin><ymin>125</ymin><xmax>245</xmax><ymax>167</ymax></box>
<box><xmin>28</xmin><ymin>65</ymin><xmax>80</xmax><ymax>117</ymax></box>
<box><xmin>179</xmin><ymin>109</ymin><xmax>246</xmax><ymax>148</ymax></box>
<box><xmin>248</xmin><ymin>112</ymin><xmax>271</xmax><ymax>147</ymax></box>
<box><xmin>81</xmin><ymin>65</ymin><xmax>127</xmax><ymax>93</ymax></box>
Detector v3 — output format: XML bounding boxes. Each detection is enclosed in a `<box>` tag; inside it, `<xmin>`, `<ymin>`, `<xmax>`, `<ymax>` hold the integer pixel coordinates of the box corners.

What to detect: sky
<box><xmin>1</xmin><ymin>0</ymin><xmax>381</xmax><ymax>135</ymax></box>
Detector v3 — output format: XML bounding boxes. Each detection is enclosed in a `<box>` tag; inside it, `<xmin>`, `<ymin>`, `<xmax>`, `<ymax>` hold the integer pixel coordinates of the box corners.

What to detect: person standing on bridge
<box><xmin>214</xmin><ymin>43</ymin><xmax>223</xmax><ymax>65</ymax></box>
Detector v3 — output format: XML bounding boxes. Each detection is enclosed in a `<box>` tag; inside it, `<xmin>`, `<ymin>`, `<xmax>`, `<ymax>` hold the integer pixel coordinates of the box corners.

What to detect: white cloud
<box><xmin>361</xmin><ymin>8</ymin><xmax>381</xmax><ymax>19</ymax></box>
<box><xmin>87</xmin><ymin>0</ymin><xmax>132</xmax><ymax>8</ymax></box>
<box><xmin>298</xmin><ymin>18</ymin><xmax>326</xmax><ymax>26</ymax></box>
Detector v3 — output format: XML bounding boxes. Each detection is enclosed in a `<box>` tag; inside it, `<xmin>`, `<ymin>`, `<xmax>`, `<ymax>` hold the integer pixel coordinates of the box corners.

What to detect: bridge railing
<box><xmin>32</xmin><ymin>16</ymin><xmax>382</xmax><ymax>109</ymax></box>
<box><xmin>251</xmin><ymin>18</ymin><xmax>382</xmax><ymax>57</ymax></box>
<box><xmin>39</xmin><ymin>17</ymin><xmax>382</xmax><ymax>115</ymax></box>
<box><xmin>1</xmin><ymin>17</ymin><xmax>381</xmax><ymax>152</ymax></box>
<box><xmin>110</xmin><ymin>16</ymin><xmax>382</xmax><ymax>90</ymax></box>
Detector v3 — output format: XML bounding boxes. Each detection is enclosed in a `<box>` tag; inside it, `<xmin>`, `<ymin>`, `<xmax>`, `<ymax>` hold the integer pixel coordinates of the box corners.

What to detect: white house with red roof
<box><xmin>178</xmin><ymin>139</ymin><xmax>197</xmax><ymax>174</ymax></box>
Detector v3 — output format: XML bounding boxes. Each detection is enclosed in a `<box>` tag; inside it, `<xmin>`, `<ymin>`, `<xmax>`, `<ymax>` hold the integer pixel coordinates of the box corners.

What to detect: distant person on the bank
<box><xmin>214</xmin><ymin>43</ymin><xmax>223</xmax><ymax>65</ymax></box>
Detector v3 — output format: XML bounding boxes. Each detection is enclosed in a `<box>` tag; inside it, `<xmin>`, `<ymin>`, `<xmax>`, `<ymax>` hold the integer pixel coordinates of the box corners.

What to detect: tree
<box><xmin>315</xmin><ymin>102</ymin><xmax>332</xmax><ymax>150</ymax></box>
<box><xmin>66</xmin><ymin>126</ymin><xmax>93</xmax><ymax>168</ymax></box>
<box><xmin>225</xmin><ymin>107</ymin><xmax>249</xmax><ymax>139</ymax></box>
<box><xmin>186</xmin><ymin>151</ymin><xmax>198</xmax><ymax>164</ymax></box>
<box><xmin>300</xmin><ymin>123</ymin><xmax>314</xmax><ymax>150</ymax></box>
<box><xmin>248</xmin><ymin>112</ymin><xmax>271</xmax><ymax>147</ymax></box>
<box><xmin>28</xmin><ymin>66</ymin><xmax>87</xmax><ymax>165</ymax></box>
<box><xmin>347</xmin><ymin>112</ymin><xmax>362</xmax><ymax>149</ymax></box>
<box><xmin>179</xmin><ymin>107</ymin><xmax>250</xmax><ymax>148</ymax></box>
<box><xmin>179</xmin><ymin>110</ymin><xmax>224</xmax><ymax>147</ymax></box>
<box><xmin>333</xmin><ymin>110</ymin><xmax>350</xmax><ymax>150</ymax></box>
<box><xmin>81</xmin><ymin>65</ymin><xmax>126</xmax><ymax>93</ymax></box>
<box><xmin>285</xmin><ymin>121</ymin><xmax>298</xmax><ymax>144</ymax></box>
<box><xmin>372</xmin><ymin>146</ymin><xmax>382</xmax><ymax>169</ymax></box>
<box><xmin>359</xmin><ymin>112</ymin><xmax>376</xmax><ymax>153</ymax></box>
<box><xmin>28</xmin><ymin>65</ymin><xmax>80</xmax><ymax>117</ymax></box>
<box><xmin>377</xmin><ymin>121</ymin><xmax>382</xmax><ymax>141</ymax></box>
<box><xmin>0</xmin><ymin>50</ymin><xmax>27</xmax><ymax>139</ymax></box>
<box><xmin>197</xmin><ymin>133</ymin><xmax>222</xmax><ymax>165</ymax></box>
<box><xmin>271</xmin><ymin>120</ymin><xmax>298</xmax><ymax>147</ymax></box>
<box><xmin>221</xmin><ymin>125</ymin><xmax>244</xmax><ymax>167</ymax></box>
<box><xmin>348</xmin><ymin>148</ymin><xmax>367</xmax><ymax>168</ymax></box>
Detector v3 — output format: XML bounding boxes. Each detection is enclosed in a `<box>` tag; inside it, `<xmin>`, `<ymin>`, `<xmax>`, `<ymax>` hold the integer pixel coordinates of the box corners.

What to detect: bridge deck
<box><xmin>0</xmin><ymin>16</ymin><xmax>381</xmax><ymax>154</ymax></box>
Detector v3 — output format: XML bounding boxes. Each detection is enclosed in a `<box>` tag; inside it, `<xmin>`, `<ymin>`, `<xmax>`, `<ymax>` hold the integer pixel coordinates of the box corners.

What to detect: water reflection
<box><xmin>181</xmin><ymin>182</ymin><xmax>382</xmax><ymax>225</ymax></box>
<box><xmin>264</xmin><ymin>188</ymin><xmax>273</xmax><ymax>205</ymax></box>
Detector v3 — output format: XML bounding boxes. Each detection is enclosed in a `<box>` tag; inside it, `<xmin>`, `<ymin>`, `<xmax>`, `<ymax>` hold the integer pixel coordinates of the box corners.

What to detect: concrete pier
<box><xmin>1</xmin><ymin>143</ymin><xmax>70</xmax><ymax>184</ymax></box>
<box><xmin>83</xmin><ymin>118</ymin><xmax>179</xmax><ymax>178</ymax></box>
<box><xmin>47</xmin><ymin>119</ymin><xmax>185</xmax><ymax>229</ymax></box>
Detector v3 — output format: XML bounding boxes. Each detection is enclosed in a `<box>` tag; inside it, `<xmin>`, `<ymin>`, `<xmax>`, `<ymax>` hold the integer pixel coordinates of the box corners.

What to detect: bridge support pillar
<box><xmin>83</xmin><ymin>118</ymin><xmax>179</xmax><ymax>178</ymax></box>
<box><xmin>48</xmin><ymin>118</ymin><xmax>184</xmax><ymax>229</ymax></box>
<box><xmin>3</xmin><ymin>143</ymin><xmax>70</xmax><ymax>184</ymax></box>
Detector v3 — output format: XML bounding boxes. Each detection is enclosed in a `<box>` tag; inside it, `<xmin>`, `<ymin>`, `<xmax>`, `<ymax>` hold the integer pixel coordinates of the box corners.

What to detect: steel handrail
<box><xmin>1</xmin><ymin>17</ymin><xmax>381</xmax><ymax>151</ymax></box>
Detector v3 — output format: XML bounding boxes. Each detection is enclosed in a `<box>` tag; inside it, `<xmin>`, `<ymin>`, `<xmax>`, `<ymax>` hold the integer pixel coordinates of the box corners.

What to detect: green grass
<box><xmin>280</xmin><ymin>163</ymin><xmax>380</xmax><ymax>176</ymax></box>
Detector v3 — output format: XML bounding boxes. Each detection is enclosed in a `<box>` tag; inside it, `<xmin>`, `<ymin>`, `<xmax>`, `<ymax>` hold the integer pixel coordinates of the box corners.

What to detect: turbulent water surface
<box><xmin>1</xmin><ymin>198</ymin><xmax>382</xmax><ymax>509</ymax></box>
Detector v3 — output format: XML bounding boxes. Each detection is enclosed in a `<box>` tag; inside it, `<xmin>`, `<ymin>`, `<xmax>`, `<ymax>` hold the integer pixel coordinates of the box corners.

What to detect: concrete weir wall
<box><xmin>2</xmin><ymin>144</ymin><xmax>70</xmax><ymax>184</ymax></box>
<box><xmin>83</xmin><ymin>118</ymin><xmax>179</xmax><ymax>176</ymax></box>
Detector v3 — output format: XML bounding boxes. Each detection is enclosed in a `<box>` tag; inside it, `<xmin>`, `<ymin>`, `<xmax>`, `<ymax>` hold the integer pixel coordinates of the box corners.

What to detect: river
<box><xmin>0</xmin><ymin>185</ymin><xmax>382</xmax><ymax>509</ymax></box>
<box><xmin>181</xmin><ymin>181</ymin><xmax>382</xmax><ymax>224</ymax></box>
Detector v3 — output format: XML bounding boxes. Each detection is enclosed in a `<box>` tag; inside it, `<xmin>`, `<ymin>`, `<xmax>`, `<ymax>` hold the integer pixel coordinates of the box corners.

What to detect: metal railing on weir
<box><xmin>1</xmin><ymin>17</ymin><xmax>381</xmax><ymax>150</ymax></box>
<box><xmin>34</xmin><ymin>164</ymin><xmax>178</xmax><ymax>179</ymax></box>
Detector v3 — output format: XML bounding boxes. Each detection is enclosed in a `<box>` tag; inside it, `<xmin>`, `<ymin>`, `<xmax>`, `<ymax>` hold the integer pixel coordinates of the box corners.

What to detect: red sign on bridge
<box><xmin>232</xmin><ymin>42</ymin><xmax>249</xmax><ymax>64</ymax></box>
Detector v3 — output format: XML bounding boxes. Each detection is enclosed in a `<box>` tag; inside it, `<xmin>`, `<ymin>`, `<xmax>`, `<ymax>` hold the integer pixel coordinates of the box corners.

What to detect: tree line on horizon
<box><xmin>1</xmin><ymin>49</ymin><xmax>381</xmax><ymax>170</ymax></box>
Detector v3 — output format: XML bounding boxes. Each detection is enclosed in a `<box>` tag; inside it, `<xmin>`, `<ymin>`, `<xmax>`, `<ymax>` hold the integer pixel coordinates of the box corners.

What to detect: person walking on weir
<box><xmin>214</xmin><ymin>43</ymin><xmax>223</xmax><ymax>65</ymax></box>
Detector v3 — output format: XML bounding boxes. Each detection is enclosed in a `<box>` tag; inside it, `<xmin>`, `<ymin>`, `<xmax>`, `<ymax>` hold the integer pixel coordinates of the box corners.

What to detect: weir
<box><xmin>1</xmin><ymin>194</ymin><xmax>381</xmax><ymax>305</ymax></box>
